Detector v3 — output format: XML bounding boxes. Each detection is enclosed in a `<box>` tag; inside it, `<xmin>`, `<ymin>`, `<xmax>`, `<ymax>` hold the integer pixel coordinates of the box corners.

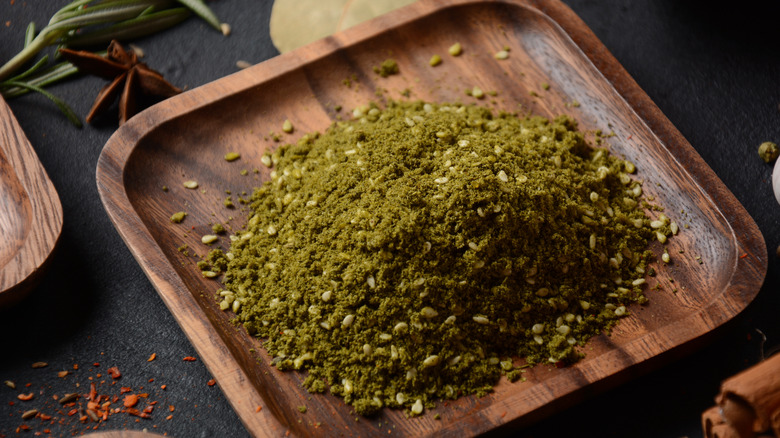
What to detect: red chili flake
<box><xmin>555</xmin><ymin>361</ymin><xmax>566</xmax><ymax>368</ymax></box>
<box><xmin>142</xmin><ymin>406</ymin><xmax>154</xmax><ymax>414</ymax></box>
<box><xmin>24</xmin><ymin>383</ymin><xmax>31</xmax><ymax>387</ymax></box>
<box><xmin>182</xmin><ymin>356</ymin><xmax>197</xmax><ymax>362</ymax></box>
<box><xmin>126</xmin><ymin>408</ymin><xmax>150</xmax><ymax>419</ymax></box>
<box><xmin>740</xmin><ymin>253</ymin><xmax>748</xmax><ymax>259</ymax></box>
<box><xmin>67</xmin><ymin>409</ymin><xmax>78</xmax><ymax>416</ymax></box>
<box><xmin>123</xmin><ymin>394</ymin><xmax>139</xmax><ymax>408</ymax></box>
<box><xmin>19</xmin><ymin>424</ymin><xmax>31</xmax><ymax>431</ymax></box>
<box><xmin>147</xmin><ymin>353</ymin><xmax>156</xmax><ymax>362</ymax></box>
<box><xmin>255</xmin><ymin>406</ymin><xmax>262</xmax><ymax>413</ymax></box>
<box><xmin>120</xmin><ymin>387</ymin><xmax>132</xmax><ymax>394</ymax></box>
<box><xmin>9</xmin><ymin>401</ymin><xmax>14</xmax><ymax>406</ymax></box>
<box><xmin>165</xmin><ymin>415</ymin><xmax>173</xmax><ymax>420</ymax></box>
<box><xmin>88</xmin><ymin>383</ymin><xmax>97</xmax><ymax>401</ymax></box>
<box><xmin>57</xmin><ymin>371</ymin><xmax>69</xmax><ymax>378</ymax></box>
<box><xmin>148</xmin><ymin>378</ymin><xmax>154</xmax><ymax>383</ymax></box>
<box><xmin>207</xmin><ymin>379</ymin><xmax>216</xmax><ymax>386</ymax></box>
<box><xmin>501</xmin><ymin>411</ymin><xmax>507</xmax><ymax>418</ymax></box>
<box><xmin>93</xmin><ymin>363</ymin><xmax>100</xmax><ymax>367</ymax></box>
<box><xmin>169</xmin><ymin>405</ymin><xmax>175</xmax><ymax>412</ymax></box>
<box><xmin>160</xmin><ymin>385</ymin><xmax>167</xmax><ymax>390</ymax></box>
<box><xmin>138</xmin><ymin>393</ymin><xmax>149</xmax><ymax>398</ymax></box>
<box><xmin>44</xmin><ymin>429</ymin><xmax>51</xmax><ymax>434</ymax></box>
<box><xmin>627</xmin><ymin>135</ymin><xmax>633</xmax><ymax>140</ymax></box>
<box><xmin>107</xmin><ymin>367</ymin><xmax>121</xmax><ymax>379</ymax></box>
<box><xmin>150</xmin><ymin>401</ymin><xmax>158</xmax><ymax>406</ymax></box>
<box><xmin>39</xmin><ymin>413</ymin><xmax>52</xmax><ymax>420</ymax></box>
<box><xmin>73</xmin><ymin>364</ymin><xmax>79</xmax><ymax>370</ymax></box>
<box><xmin>17</xmin><ymin>393</ymin><xmax>34</xmax><ymax>401</ymax></box>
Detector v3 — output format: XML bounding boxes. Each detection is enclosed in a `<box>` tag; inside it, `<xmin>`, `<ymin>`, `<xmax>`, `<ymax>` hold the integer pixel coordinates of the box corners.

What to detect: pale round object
<box><xmin>270</xmin><ymin>0</ymin><xmax>418</xmax><ymax>53</ymax></box>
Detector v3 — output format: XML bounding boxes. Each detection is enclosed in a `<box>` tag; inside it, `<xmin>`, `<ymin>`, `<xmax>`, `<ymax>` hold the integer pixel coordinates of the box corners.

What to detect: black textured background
<box><xmin>1</xmin><ymin>1</ymin><xmax>778</xmax><ymax>437</ymax></box>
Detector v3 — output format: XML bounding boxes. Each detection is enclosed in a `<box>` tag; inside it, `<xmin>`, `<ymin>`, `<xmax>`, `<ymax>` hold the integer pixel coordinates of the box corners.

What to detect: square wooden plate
<box><xmin>96</xmin><ymin>0</ymin><xmax>767</xmax><ymax>436</ymax></box>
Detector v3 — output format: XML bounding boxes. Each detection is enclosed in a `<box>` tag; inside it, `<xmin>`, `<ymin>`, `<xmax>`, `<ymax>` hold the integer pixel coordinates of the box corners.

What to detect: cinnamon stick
<box><xmin>704</xmin><ymin>406</ymin><xmax>727</xmax><ymax>438</ymax></box>
<box><xmin>718</xmin><ymin>354</ymin><xmax>780</xmax><ymax>436</ymax></box>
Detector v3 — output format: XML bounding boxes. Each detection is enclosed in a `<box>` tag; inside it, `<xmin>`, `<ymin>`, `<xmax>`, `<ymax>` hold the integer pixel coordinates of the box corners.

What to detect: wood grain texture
<box><xmin>96</xmin><ymin>0</ymin><xmax>767</xmax><ymax>436</ymax></box>
<box><xmin>0</xmin><ymin>95</ymin><xmax>63</xmax><ymax>309</ymax></box>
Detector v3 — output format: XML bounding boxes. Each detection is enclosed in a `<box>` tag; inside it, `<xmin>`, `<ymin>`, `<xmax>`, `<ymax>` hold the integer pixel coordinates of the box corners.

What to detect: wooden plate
<box><xmin>96</xmin><ymin>0</ymin><xmax>767</xmax><ymax>436</ymax></box>
<box><xmin>0</xmin><ymin>95</ymin><xmax>63</xmax><ymax>309</ymax></box>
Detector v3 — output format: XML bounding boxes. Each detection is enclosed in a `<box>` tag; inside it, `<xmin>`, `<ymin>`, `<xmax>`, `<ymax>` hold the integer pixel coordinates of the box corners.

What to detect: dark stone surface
<box><xmin>0</xmin><ymin>1</ymin><xmax>777</xmax><ymax>437</ymax></box>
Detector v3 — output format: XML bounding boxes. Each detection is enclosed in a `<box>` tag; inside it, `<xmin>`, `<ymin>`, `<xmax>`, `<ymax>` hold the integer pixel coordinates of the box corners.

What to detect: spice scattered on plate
<box><xmin>170</xmin><ymin>212</ymin><xmax>187</xmax><ymax>223</ymax></box>
<box><xmin>206</xmin><ymin>100</ymin><xmax>675</xmax><ymax>416</ymax></box>
<box><xmin>448</xmin><ymin>42</ymin><xmax>462</xmax><ymax>56</ymax></box>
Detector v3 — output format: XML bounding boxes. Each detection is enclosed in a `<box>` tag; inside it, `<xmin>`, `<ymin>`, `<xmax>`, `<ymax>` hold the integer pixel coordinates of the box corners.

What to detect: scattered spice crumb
<box><xmin>207</xmin><ymin>379</ymin><xmax>216</xmax><ymax>386</ymax></box>
<box><xmin>429</xmin><ymin>54</ymin><xmax>442</xmax><ymax>66</ymax></box>
<box><xmin>373</xmin><ymin>59</ymin><xmax>399</xmax><ymax>78</ymax></box>
<box><xmin>494</xmin><ymin>50</ymin><xmax>509</xmax><ymax>60</ymax></box>
<box><xmin>758</xmin><ymin>141</ymin><xmax>779</xmax><ymax>163</ymax></box>
<box><xmin>31</xmin><ymin>362</ymin><xmax>48</xmax><ymax>368</ymax></box>
<box><xmin>123</xmin><ymin>394</ymin><xmax>139</xmax><ymax>408</ymax></box>
<box><xmin>298</xmin><ymin>405</ymin><xmax>307</xmax><ymax>413</ymax></box>
<box><xmin>183</xmin><ymin>180</ymin><xmax>198</xmax><ymax>189</ymax></box>
<box><xmin>448</xmin><ymin>42</ymin><xmax>462</xmax><ymax>56</ymax></box>
<box><xmin>5</xmin><ymin>380</ymin><xmax>15</xmax><ymax>389</ymax></box>
<box><xmin>58</xmin><ymin>371</ymin><xmax>69</xmax><ymax>378</ymax></box>
<box><xmin>17</xmin><ymin>393</ymin><xmax>34</xmax><ymax>401</ymax></box>
<box><xmin>224</xmin><ymin>152</ymin><xmax>241</xmax><ymax>162</ymax></box>
<box><xmin>106</xmin><ymin>366</ymin><xmax>121</xmax><ymax>379</ymax></box>
<box><xmin>182</xmin><ymin>356</ymin><xmax>197</xmax><ymax>362</ymax></box>
<box><xmin>148</xmin><ymin>353</ymin><xmax>157</xmax><ymax>362</ymax></box>
<box><xmin>236</xmin><ymin>60</ymin><xmax>252</xmax><ymax>69</ymax></box>
<box><xmin>282</xmin><ymin>119</ymin><xmax>294</xmax><ymax>133</ymax></box>
<box><xmin>256</xmin><ymin>405</ymin><xmax>263</xmax><ymax>412</ymax></box>
<box><xmin>541</xmin><ymin>82</ymin><xmax>550</xmax><ymax>90</ymax></box>
<box><xmin>170</xmin><ymin>211</ymin><xmax>187</xmax><ymax>223</ymax></box>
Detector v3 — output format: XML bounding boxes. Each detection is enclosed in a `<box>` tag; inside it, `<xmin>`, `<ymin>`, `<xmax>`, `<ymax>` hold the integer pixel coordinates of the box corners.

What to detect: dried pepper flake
<box><xmin>107</xmin><ymin>366</ymin><xmax>122</xmax><ymax>379</ymax></box>
<box><xmin>123</xmin><ymin>394</ymin><xmax>139</xmax><ymax>408</ymax></box>
<box><xmin>17</xmin><ymin>393</ymin><xmax>34</xmax><ymax>401</ymax></box>
<box><xmin>57</xmin><ymin>371</ymin><xmax>69</xmax><ymax>378</ymax></box>
<box><xmin>31</xmin><ymin>362</ymin><xmax>48</xmax><ymax>368</ymax></box>
<box><xmin>207</xmin><ymin>379</ymin><xmax>216</xmax><ymax>386</ymax></box>
<box><xmin>147</xmin><ymin>353</ymin><xmax>157</xmax><ymax>362</ymax></box>
<box><xmin>127</xmin><ymin>407</ymin><xmax>150</xmax><ymax>418</ymax></box>
<box><xmin>182</xmin><ymin>356</ymin><xmax>197</xmax><ymax>362</ymax></box>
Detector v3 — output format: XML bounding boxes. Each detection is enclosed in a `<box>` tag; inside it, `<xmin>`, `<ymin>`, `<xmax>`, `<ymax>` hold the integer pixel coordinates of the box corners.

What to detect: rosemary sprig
<box><xmin>0</xmin><ymin>0</ymin><xmax>224</xmax><ymax>126</ymax></box>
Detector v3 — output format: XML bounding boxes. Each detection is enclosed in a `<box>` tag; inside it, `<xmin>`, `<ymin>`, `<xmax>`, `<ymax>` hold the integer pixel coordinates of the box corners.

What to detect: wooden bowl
<box><xmin>0</xmin><ymin>95</ymin><xmax>63</xmax><ymax>309</ymax></box>
<box><xmin>96</xmin><ymin>0</ymin><xmax>767</xmax><ymax>435</ymax></box>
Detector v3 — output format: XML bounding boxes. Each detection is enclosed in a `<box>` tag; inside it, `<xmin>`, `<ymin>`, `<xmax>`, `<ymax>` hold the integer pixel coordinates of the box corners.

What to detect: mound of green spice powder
<box><xmin>207</xmin><ymin>101</ymin><xmax>673</xmax><ymax>416</ymax></box>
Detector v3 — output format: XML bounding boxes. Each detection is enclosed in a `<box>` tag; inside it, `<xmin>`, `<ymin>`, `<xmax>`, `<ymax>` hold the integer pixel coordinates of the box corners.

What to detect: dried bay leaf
<box><xmin>270</xmin><ymin>0</ymin><xmax>418</xmax><ymax>53</ymax></box>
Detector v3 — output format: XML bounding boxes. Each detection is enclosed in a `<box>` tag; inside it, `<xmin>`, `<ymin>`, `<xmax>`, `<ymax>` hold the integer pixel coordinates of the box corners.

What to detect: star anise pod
<box><xmin>59</xmin><ymin>40</ymin><xmax>182</xmax><ymax>125</ymax></box>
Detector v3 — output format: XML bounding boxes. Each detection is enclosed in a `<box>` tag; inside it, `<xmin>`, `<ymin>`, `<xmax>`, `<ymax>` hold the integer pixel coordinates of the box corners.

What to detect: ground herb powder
<box><xmin>210</xmin><ymin>101</ymin><xmax>668</xmax><ymax>416</ymax></box>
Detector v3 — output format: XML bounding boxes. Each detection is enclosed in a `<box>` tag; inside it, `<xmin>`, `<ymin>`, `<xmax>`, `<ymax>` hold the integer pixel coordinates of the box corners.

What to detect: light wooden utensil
<box><xmin>0</xmin><ymin>94</ymin><xmax>63</xmax><ymax>309</ymax></box>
